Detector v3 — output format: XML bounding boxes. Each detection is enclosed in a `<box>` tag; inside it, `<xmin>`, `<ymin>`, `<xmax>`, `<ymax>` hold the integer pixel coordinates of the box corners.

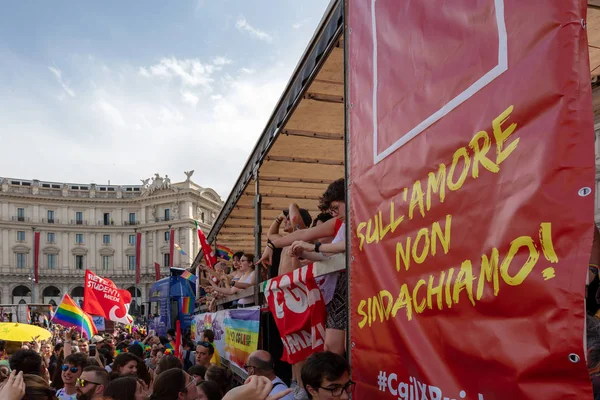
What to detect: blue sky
<box><xmin>0</xmin><ymin>0</ymin><xmax>329</xmax><ymax>196</ymax></box>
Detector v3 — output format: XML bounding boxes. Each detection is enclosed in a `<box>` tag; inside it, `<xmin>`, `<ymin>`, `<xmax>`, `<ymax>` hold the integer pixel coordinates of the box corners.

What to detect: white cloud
<box><xmin>181</xmin><ymin>90</ymin><xmax>200</xmax><ymax>107</ymax></box>
<box><xmin>138</xmin><ymin>57</ymin><xmax>216</xmax><ymax>89</ymax></box>
<box><xmin>212</xmin><ymin>56</ymin><xmax>232</xmax><ymax>66</ymax></box>
<box><xmin>292</xmin><ymin>18</ymin><xmax>312</xmax><ymax>30</ymax></box>
<box><xmin>235</xmin><ymin>16</ymin><xmax>273</xmax><ymax>43</ymax></box>
<box><xmin>240</xmin><ymin>67</ymin><xmax>255</xmax><ymax>75</ymax></box>
<box><xmin>48</xmin><ymin>66</ymin><xmax>76</xmax><ymax>97</ymax></box>
<box><xmin>0</xmin><ymin>54</ymin><xmax>293</xmax><ymax>197</ymax></box>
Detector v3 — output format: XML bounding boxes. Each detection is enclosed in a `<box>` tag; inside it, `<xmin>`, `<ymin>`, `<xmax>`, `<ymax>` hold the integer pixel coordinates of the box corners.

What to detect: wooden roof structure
<box><xmin>194</xmin><ymin>0</ymin><xmax>600</xmax><ymax>265</ymax></box>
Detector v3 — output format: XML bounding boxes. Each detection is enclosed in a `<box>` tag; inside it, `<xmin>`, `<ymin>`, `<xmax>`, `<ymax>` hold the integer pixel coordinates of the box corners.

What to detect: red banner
<box><xmin>169</xmin><ymin>229</ymin><xmax>175</xmax><ymax>267</ymax></box>
<box><xmin>197</xmin><ymin>224</ymin><xmax>216</xmax><ymax>268</ymax></box>
<box><xmin>154</xmin><ymin>262</ymin><xmax>161</xmax><ymax>281</ymax></box>
<box><xmin>33</xmin><ymin>231</ymin><xmax>40</xmax><ymax>284</ymax></box>
<box><xmin>135</xmin><ymin>232</ymin><xmax>142</xmax><ymax>284</ymax></box>
<box><xmin>83</xmin><ymin>270</ymin><xmax>133</xmax><ymax>325</ymax></box>
<box><xmin>264</xmin><ymin>264</ymin><xmax>326</xmax><ymax>364</ymax></box>
<box><xmin>348</xmin><ymin>0</ymin><xmax>594</xmax><ymax>399</ymax></box>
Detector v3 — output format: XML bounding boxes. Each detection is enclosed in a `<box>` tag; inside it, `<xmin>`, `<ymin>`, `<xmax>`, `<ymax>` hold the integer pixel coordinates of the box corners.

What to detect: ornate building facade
<box><xmin>0</xmin><ymin>172</ymin><xmax>222</xmax><ymax>315</ymax></box>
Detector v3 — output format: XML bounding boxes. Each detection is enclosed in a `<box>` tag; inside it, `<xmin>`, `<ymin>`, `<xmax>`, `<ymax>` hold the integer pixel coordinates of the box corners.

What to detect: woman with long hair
<box><xmin>207</xmin><ymin>254</ymin><xmax>256</xmax><ymax>307</ymax></box>
<box><xmin>108</xmin><ymin>353</ymin><xmax>139</xmax><ymax>380</ymax></box>
<box><xmin>149</xmin><ymin>368</ymin><xmax>199</xmax><ymax>400</ymax></box>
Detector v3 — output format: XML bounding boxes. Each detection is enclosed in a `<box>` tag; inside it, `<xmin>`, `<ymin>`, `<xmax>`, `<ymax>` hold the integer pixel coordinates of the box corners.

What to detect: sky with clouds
<box><xmin>0</xmin><ymin>0</ymin><xmax>329</xmax><ymax>197</ymax></box>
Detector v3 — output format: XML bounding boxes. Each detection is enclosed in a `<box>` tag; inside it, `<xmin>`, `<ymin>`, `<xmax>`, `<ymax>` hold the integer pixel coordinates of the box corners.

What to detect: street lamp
<box><xmin>30</xmin><ymin>226</ymin><xmax>36</xmax><ymax>304</ymax></box>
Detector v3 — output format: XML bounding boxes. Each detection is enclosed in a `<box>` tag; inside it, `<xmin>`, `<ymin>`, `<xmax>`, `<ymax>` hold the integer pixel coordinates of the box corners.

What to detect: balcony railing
<box><xmin>98</xmin><ymin>221</ymin><xmax>115</xmax><ymax>226</ymax></box>
<box><xmin>197</xmin><ymin>253</ymin><xmax>346</xmax><ymax>311</ymax></box>
<box><xmin>123</xmin><ymin>221</ymin><xmax>139</xmax><ymax>226</ymax></box>
<box><xmin>70</xmin><ymin>220</ymin><xmax>87</xmax><ymax>225</ymax></box>
<box><xmin>42</xmin><ymin>218</ymin><xmax>59</xmax><ymax>224</ymax></box>
<box><xmin>11</xmin><ymin>216</ymin><xmax>30</xmax><ymax>222</ymax></box>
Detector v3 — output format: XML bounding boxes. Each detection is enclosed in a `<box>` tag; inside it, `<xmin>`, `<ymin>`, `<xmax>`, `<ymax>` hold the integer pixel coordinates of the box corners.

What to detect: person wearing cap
<box><xmin>90</xmin><ymin>335</ymin><xmax>104</xmax><ymax>345</ymax></box>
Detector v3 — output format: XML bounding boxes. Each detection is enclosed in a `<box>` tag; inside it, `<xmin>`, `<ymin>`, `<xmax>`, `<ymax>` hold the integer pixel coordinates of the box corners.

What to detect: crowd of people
<box><xmin>0</xmin><ymin>322</ymin><xmax>354</xmax><ymax>400</ymax></box>
<box><xmin>197</xmin><ymin>178</ymin><xmax>347</xmax><ymax>400</ymax></box>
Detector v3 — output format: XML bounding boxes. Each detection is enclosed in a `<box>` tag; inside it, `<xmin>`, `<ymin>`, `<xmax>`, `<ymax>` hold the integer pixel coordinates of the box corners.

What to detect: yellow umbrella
<box><xmin>0</xmin><ymin>323</ymin><xmax>52</xmax><ymax>342</ymax></box>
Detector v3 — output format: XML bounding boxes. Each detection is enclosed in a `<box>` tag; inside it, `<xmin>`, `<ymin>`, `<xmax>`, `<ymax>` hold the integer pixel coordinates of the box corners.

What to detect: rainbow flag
<box><xmin>51</xmin><ymin>294</ymin><xmax>97</xmax><ymax>339</ymax></box>
<box><xmin>216</xmin><ymin>245</ymin><xmax>233</xmax><ymax>261</ymax></box>
<box><xmin>181</xmin><ymin>270</ymin><xmax>197</xmax><ymax>284</ymax></box>
<box><xmin>174</xmin><ymin>244</ymin><xmax>187</xmax><ymax>256</ymax></box>
<box><xmin>181</xmin><ymin>297</ymin><xmax>194</xmax><ymax>314</ymax></box>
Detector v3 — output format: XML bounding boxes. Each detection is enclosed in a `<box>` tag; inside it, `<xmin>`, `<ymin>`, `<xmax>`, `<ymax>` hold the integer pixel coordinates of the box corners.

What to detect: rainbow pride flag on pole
<box><xmin>174</xmin><ymin>244</ymin><xmax>187</xmax><ymax>256</ymax></box>
<box><xmin>180</xmin><ymin>297</ymin><xmax>194</xmax><ymax>314</ymax></box>
<box><xmin>216</xmin><ymin>245</ymin><xmax>233</xmax><ymax>261</ymax></box>
<box><xmin>181</xmin><ymin>270</ymin><xmax>197</xmax><ymax>284</ymax></box>
<box><xmin>51</xmin><ymin>294</ymin><xmax>97</xmax><ymax>339</ymax></box>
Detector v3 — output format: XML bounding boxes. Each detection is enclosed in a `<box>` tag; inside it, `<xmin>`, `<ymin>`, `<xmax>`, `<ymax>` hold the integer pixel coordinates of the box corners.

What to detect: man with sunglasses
<box><xmin>75</xmin><ymin>366</ymin><xmax>108</xmax><ymax>400</ymax></box>
<box><xmin>301</xmin><ymin>352</ymin><xmax>354</xmax><ymax>400</ymax></box>
<box><xmin>246</xmin><ymin>350</ymin><xmax>294</xmax><ymax>400</ymax></box>
<box><xmin>195</xmin><ymin>341</ymin><xmax>214</xmax><ymax>368</ymax></box>
<box><xmin>56</xmin><ymin>353</ymin><xmax>89</xmax><ymax>400</ymax></box>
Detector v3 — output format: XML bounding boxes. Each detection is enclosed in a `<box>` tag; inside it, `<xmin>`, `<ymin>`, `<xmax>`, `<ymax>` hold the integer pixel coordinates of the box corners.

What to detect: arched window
<box><xmin>12</xmin><ymin>285</ymin><xmax>31</xmax><ymax>297</ymax></box>
<box><xmin>42</xmin><ymin>286</ymin><xmax>61</xmax><ymax>297</ymax></box>
<box><xmin>127</xmin><ymin>287</ymin><xmax>142</xmax><ymax>298</ymax></box>
<box><xmin>71</xmin><ymin>287</ymin><xmax>84</xmax><ymax>297</ymax></box>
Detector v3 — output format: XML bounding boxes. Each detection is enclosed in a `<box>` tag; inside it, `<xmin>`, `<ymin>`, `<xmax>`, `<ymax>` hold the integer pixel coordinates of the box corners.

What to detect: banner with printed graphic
<box><xmin>83</xmin><ymin>270</ymin><xmax>134</xmax><ymax>325</ymax></box>
<box><xmin>192</xmin><ymin>307</ymin><xmax>260</xmax><ymax>370</ymax></box>
<box><xmin>263</xmin><ymin>264</ymin><xmax>326</xmax><ymax>364</ymax></box>
<box><xmin>348</xmin><ymin>0</ymin><xmax>595</xmax><ymax>399</ymax></box>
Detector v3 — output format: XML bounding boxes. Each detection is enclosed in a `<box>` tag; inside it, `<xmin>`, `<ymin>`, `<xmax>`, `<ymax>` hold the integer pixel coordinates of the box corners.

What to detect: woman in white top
<box><xmin>208</xmin><ymin>254</ymin><xmax>256</xmax><ymax>307</ymax></box>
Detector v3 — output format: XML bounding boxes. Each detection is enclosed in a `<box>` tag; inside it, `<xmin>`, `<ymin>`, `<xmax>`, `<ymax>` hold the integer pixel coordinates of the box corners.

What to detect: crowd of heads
<box><xmin>0</xmin><ymin>326</ymin><xmax>356</xmax><ymax>400</ymax></box>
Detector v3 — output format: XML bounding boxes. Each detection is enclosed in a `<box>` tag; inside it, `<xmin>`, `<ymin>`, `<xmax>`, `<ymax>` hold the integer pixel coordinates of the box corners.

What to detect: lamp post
<box><xmin>30</xmin><ymin>226</ymin><xmax>36</xmax><ymax>304</ymax></box>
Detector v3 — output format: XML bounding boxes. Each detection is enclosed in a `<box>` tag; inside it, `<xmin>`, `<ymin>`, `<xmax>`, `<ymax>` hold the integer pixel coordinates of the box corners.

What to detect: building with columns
<box><xmin>0</xmin><ymin>173</ymin><xmax>222</xmax><ymax>315</ymax></box>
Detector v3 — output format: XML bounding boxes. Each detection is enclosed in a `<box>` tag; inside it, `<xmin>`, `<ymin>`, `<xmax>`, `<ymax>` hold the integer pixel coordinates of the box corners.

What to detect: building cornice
<box><xmin>0</xmin><ymin>189</ymin><xmax>221</xmax><ymax>207</ymax></box>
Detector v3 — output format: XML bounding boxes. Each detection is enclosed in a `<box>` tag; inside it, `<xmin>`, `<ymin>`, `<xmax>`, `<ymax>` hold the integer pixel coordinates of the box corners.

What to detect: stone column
<box><xmin>62</xmin><ymin>233</ymin><xmax>69</xmax><ymax>268</ymax></box>
<box><xmin>116</xmin><ymin>233</ymin><xmax>123</xmax><ymax>272</ymax></box>
<box><xmin>33</xmin><ymin>205</ymin><xmax>40</xmax><ymax>223</ymax></box>
<box><xmin>89</xmin><ymin>232</ymin><xmax>96</xmax><ymax>269</ymax></box>
<box><xmin>2</xmin><ymin>229</ymin><xmax>9</xmax><ymax>269</ymax></box>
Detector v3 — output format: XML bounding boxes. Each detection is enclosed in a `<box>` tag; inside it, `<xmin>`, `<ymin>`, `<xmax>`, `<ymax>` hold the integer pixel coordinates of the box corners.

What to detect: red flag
<box><xmin>195</xmin><ymin>220</ymin><xmax>216</xmax><ymax>268</ymax></box>
<box><xmin>175</xmin><ymin>320</ymin><xmax>182</xmax><ymax>359</ymax></box>
<box><xmin>154</xmin><ymin>262</ymin><xmax>161</xmax><ymax>281</ymax></box>
<box><xmin>135</xmin><ymin>232</ymin><xmax>142</xmax><ymax>284</ymax></box>
<box><xmin>83</xmin><ymin>270</ymin><xmax>133</xmax><ymax>325</ymax></box>
<box><xmin>33</xmin><ymin>231</ymin><xmax>40</xmax><ymax>284</ymax></box>
<box><xmin>169</xmin><ymin>229</ymin><xmax>175</xmax><ymax>267</ymax></box>
<box><xmin>264</xmin><ymin>264</ymin><xmax>326</xmax><ymax>364</ymax></box>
